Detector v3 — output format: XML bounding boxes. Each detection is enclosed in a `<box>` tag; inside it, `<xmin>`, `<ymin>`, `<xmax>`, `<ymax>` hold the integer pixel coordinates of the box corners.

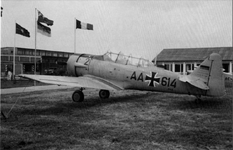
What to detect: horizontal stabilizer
<box><xmin>179</xmin><ymin>75</ymin><xmax>209</xmax><ymax>90</ymax></box>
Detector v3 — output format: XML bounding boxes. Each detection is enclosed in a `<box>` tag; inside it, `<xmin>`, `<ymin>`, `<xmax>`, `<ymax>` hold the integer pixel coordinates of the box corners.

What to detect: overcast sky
<box><xmin>1</xmin><ymin>0</ymin><xmax>232</xmax><ymax>60</ymax></box>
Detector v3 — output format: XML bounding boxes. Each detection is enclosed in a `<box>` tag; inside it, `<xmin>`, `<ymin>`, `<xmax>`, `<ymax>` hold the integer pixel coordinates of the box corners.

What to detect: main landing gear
<box><xmin>72</xmin><ymin>89</ymin><xmax>84</xmax><ymax>102</ymax></box>
<box><xmin>99</xmin><ymin>90</ymin><xmax>110</xmax><ymax>99</ymax></box>
<box><xmin>72</xmin><ymin>89</ymin><xmax>110</xmax><ymax>102</ymax></box>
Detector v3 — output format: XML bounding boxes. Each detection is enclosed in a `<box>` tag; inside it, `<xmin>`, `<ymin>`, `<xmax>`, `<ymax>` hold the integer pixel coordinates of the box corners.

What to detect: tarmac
<box><xmin>1</xmin><ymin>85</ymin><xmax>75</xmax><ymax>95</ymax></box>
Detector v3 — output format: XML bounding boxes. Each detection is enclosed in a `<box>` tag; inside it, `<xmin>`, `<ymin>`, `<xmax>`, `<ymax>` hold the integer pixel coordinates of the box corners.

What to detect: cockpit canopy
<box><xmin>103</xmin><ymin>51</ymin><xmax>153</xmax><ymax>67</ymax></box>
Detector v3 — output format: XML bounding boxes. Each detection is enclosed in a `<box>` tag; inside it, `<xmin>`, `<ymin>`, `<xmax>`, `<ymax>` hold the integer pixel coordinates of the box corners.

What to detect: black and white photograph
<box><xmin>1</xmin><ymin>0</ymin><xmax>232</xmax><ymax>149</ymax></box>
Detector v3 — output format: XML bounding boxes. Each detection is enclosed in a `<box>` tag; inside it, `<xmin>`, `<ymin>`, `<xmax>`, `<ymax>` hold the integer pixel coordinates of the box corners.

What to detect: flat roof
<box><xmin>1</xmin><ymin>47</ymin><xmax>74</xmax><ymax>54</ymax></box>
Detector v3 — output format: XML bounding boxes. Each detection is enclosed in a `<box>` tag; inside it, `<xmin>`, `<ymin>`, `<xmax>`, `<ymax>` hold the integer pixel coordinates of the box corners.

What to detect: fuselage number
<box><xmin>84</xmin><ymin>57</ymin><xmax>91</xmax><ymax>65</ymax></box>
<box><xmin>161</xmin><ymin>77</ymin><xmax>176</xmax><ymax>88</ymax></box>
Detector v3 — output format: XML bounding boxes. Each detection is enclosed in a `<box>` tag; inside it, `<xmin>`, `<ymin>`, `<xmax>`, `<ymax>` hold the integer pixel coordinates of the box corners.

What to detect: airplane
<box><xmin>19</xmin><ymin>51</ymin><xmax>226</xmax><ymax>103</ymax></box>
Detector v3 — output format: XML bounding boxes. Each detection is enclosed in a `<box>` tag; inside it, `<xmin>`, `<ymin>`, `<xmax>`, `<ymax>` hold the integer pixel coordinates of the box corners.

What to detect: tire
<box><xmin>72</xmin><ymin>90</ymin><xmax>84</xmax><ymax>102</ymax></box>
<box><xmin>99</xmin><ymin>90</ymin><xmax>110</xmax><ymax>99</ymax></box>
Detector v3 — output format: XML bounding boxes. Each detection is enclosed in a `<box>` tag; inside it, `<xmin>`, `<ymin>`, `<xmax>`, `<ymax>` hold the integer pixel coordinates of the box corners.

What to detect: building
<box><xmin>1</xmin><ymin>47</ymin><xmax>73</xmax><ymax>77</ymax></box>
<box><xmin>154</xmin><ymin>47</ymin><xmax>233</xmax><ymax>75</ymax></box>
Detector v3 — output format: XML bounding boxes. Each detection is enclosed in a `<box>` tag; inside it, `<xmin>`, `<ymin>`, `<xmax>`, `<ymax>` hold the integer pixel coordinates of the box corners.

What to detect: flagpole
<box><xmin>34</xmin><ymin>8</ymin><xmax>37</xmax><ymax>86</ymax></box>
<box><xmin>13</xmin><ymin>21</ymin><xmax>16</xmax><ymax>81</ymax></box>
<box><xmin>74</xmin><ymin>18</ymin><xmax>76</xmax><ymax>54</ymax></box>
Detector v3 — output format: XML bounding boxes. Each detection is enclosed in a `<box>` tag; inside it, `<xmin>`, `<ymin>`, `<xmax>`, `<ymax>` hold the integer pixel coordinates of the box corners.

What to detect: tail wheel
<box><xmin>99</xmin><ymin>90</ymin><xmax>110</xmax><ymax>99</ymax></box>
<box><xmin>72</xmin><ymin>90</ymin><xmax>84</xmax><ymax>102</ymax></box>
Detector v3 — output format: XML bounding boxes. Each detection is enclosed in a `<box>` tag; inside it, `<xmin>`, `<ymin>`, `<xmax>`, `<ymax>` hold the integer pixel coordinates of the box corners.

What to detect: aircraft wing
<box><xmin>18</xmin><ymin>74</ymin><xmax>124</xmax><ymax>91</ymax></box>
<box><xmin>179</xmin><ymin>75</ymin><xmax>209</xmax><ymax>90</ymax></box>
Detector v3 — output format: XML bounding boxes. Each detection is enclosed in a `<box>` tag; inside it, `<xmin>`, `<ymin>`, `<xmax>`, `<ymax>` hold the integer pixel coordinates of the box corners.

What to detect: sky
<box><xmin>1</xmin><ymin>0</ymin><xmax>232</xmax><ymax>60</ymax></box>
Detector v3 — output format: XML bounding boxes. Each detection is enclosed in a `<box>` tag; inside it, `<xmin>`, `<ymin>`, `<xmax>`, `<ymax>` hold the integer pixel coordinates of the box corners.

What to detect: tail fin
<box><xmin>190</xmin><ymin>53</ymin><xmax>225</xmax><ymax>97</ymax></box>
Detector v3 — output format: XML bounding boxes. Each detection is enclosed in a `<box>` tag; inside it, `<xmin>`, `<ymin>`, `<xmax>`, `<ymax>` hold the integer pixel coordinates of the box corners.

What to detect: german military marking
<box><xmin>145</xmin><ymin>72</ymin><xmax>160</xmax><ymax>87</ymax></box>
<box><xmin>130</xmin><ymin>71</ymin><xmax>177</xmax><ymax>88</ymax></box>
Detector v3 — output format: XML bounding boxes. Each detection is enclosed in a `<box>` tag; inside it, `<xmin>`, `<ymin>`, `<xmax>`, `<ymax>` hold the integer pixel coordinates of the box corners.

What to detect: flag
<box><xmin>76</xmin><ymin>19</ymin><xmax>93</xmax><ymax>30</ymax></box>
<box><xmin>16</xmin><ymin>23</ymin><xmax>30</xmax><ymax>37</ymax></box>
<box><xmin>1</xmin><ymin>7</ymin><xmax>3</xmax><ymax>17</ymax></box>
<box><xmin>37</xmin><ymin>22</ymin><xmax>51</xmax><ymax>37</ymax></box>
<box><xmin>38</xmin><ymin>10</ymin><xmax>53</xmax><ymax>26</ymax></box>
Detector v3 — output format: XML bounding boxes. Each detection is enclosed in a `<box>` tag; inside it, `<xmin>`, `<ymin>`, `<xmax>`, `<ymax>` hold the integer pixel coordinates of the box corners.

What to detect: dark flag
<box><xmin>37</xmin><ymin>22</ymin><xmax>51</xmax><ymax>37</ymax></box>
<box><xmin>76</xmin><ymin>19</ymin><xmax>93</xmax><ymax>30</ymax></box>
<box><xmin>1</xmin><ymin>7</ymin><xmax>3</xmax><ymax>17</ymax></box>
<box><xmin>16</xmin><ymin>23</ymin><xmax>30</xmax><ymax>37</ymax></box>
<box><xmin>38</xmin><ymin>11</ymin><xmax>53</xmax><ymax>26</ymax></box>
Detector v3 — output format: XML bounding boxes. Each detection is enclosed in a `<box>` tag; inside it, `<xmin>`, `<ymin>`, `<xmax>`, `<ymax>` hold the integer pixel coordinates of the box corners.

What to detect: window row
<box><xmin>1</xmin><ymin>56</ymin><xmax>41</xmax><ymax>62</ymax></box>
<box><xmin>16</xmin><ymin>49</ymin><xmax>70</xmax><ymax>57</ymax></box>
<box><xmin>164</xmin><ymin>63</ymin><xmax>200</xmax><ymax>73</ymax></box>
<box><xmin>163</xmin><ymin>63</ymin><xmax>232</xmax><ymax>73</ymax></box>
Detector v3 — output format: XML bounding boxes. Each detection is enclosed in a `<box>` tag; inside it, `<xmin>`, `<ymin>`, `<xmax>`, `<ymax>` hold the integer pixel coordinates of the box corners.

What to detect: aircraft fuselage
<box><xmin>67</xmin><ymin>54</ymin><xmax>206</xmax><ymax>96</ymax></box>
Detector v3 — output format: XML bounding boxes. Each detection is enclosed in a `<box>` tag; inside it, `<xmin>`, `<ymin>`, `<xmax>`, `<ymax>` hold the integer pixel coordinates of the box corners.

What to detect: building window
<box><xmin>64</xmin><ymin>53</ymin><xmax>68</xmax><ymax>57</ymax></box>
<box><xmin>223</xmin><ymin>63</ymin><xmax>229</xmax><ymax>73</ymax></box>
<box><xmin>53</xmin><ymin>52</ymin><xmax>58</xmax><ymax>57</ymax></box>
<box><xmin>164</xmin><ymin>64</ymin><xmax>169</xmax><ymax>70</ymax></box>
<box><xmin>175</xmin><ymin>64</ymin><xmax>180</xmax><ymax>72</ymax></box>
<box><xmin>58</xmin><ymin>53</ymin><xmax>63</xmax><ymax>57</ymax></box>
<box><xmin>186</xmin><ymin>64</ymin><xmax>194</xmax><ymax>72</ymax></box>
<box><xmin>25</xmin><ymin>50</ymin><xmax>32</xmax><ymax>55</ymax></box>
<box><xmin>20</xmin><ymin>57</ymin><xmax>30</xmax><ymax>62</ymax></box>
<box><xmin>17</xmin><ymin>49</ymin><xmax>24</xmax><ymax>55</ymax></box>
<box><xmin>1</xmin><ymin>56</ymin><xmax>9</xmax><ymax>61</ymax></box>
<box><xmin>164</xmin><ymin>63</ymin><xmax>173</xmax><ymax>71</ymax></box>
<box><xmin>175</xmin><ymin>64</ymin><xmax>183</xmax><ymax>73</ymax></box>
<box><xmin>23</xmin><ymin>64</ymin><xmax>33</xmax><ymax>72</ymax></box>
<box><xmin>15</xmin><ymin>56</ymin><xmax>19</xmax><ymax>62</ymax></box>
<box><xmin>41</xmin><ymin>51</ymin><xmax>45</xmax><ymax>56</ymax></box>
<box><xmin>46</xmin><ymin>52</ymin><xmax>51</xmax><ymax>56</ymax></box>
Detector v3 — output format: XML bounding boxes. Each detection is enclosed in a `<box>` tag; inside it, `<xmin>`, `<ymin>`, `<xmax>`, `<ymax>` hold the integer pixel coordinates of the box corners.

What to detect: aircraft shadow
<box><xmin>17</xmin><ymin>92</ymin><xmax>230</xmax><ymax>116</ymax></box>
<box><xmin>17</xmin><ymin>92</ymin><xmax>152</xmax><ymax>116</ymax></box>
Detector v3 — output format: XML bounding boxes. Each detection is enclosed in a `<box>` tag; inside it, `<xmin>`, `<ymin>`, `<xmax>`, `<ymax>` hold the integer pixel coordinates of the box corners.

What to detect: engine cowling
<box><xmin>67</xmin><ymin>54</ymin><xmax>91</xmax><ymax>77</ymax></box>
<box><xmin>67</xmin><ymin>54</ymin><xmax>79</xmax><ymax>76</ymax></box>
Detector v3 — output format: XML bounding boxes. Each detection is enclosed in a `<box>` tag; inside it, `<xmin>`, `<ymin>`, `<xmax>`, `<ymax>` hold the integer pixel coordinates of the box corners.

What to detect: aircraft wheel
<box><xmin>99</xmin><ymin>90</ymin><xmax>110</xmax><ymax>99</ymax></box>
<box><xmin>72</xmin><ymin>90</ymin><xmax>84</xmax><ymax>102</ymax></box>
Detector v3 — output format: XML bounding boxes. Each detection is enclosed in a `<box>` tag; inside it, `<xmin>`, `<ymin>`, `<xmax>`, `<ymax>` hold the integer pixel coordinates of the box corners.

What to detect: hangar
<box><xmin>1</xmin><ymin>47</ymin><xmax>73</xmax><ymax>77</ymax></box>
<box><xmin>154</xmin><ymin>47</ymin><xmax>233</xmax><ymax>75</ymax></box>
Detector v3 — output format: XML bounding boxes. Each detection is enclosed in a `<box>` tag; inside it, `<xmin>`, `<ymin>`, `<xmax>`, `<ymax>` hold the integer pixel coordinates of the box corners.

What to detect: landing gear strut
<box><xmin>72</xmin><ymin>89</ymin><xmax>84</xmax><ymax>102</ymax></box>
<box><xmin>99</xmin><ymin>90</ymin><xmax>110</xmax><ymax>99</ymax></box>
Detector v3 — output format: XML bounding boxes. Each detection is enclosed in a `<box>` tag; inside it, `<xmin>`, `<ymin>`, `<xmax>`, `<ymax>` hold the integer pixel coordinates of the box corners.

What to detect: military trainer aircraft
<box><xmin>19</xmin><ymin>52</ymin><xmax>226</xmax><ymax>102</ymax></box>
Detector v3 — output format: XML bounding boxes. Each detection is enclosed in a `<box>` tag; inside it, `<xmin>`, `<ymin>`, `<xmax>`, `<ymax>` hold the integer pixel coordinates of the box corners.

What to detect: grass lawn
<box><xmin>1</xmin><ymin>87</ymin><xmax>232</xmax><ymax>150</ymax></box>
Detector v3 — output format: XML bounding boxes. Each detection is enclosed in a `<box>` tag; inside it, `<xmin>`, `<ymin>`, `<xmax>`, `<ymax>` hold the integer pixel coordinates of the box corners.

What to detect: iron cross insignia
<box><xmin>145</xmin><ymin>72</ymin><xmax>160</xmax><ymax>87</ymax></box>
